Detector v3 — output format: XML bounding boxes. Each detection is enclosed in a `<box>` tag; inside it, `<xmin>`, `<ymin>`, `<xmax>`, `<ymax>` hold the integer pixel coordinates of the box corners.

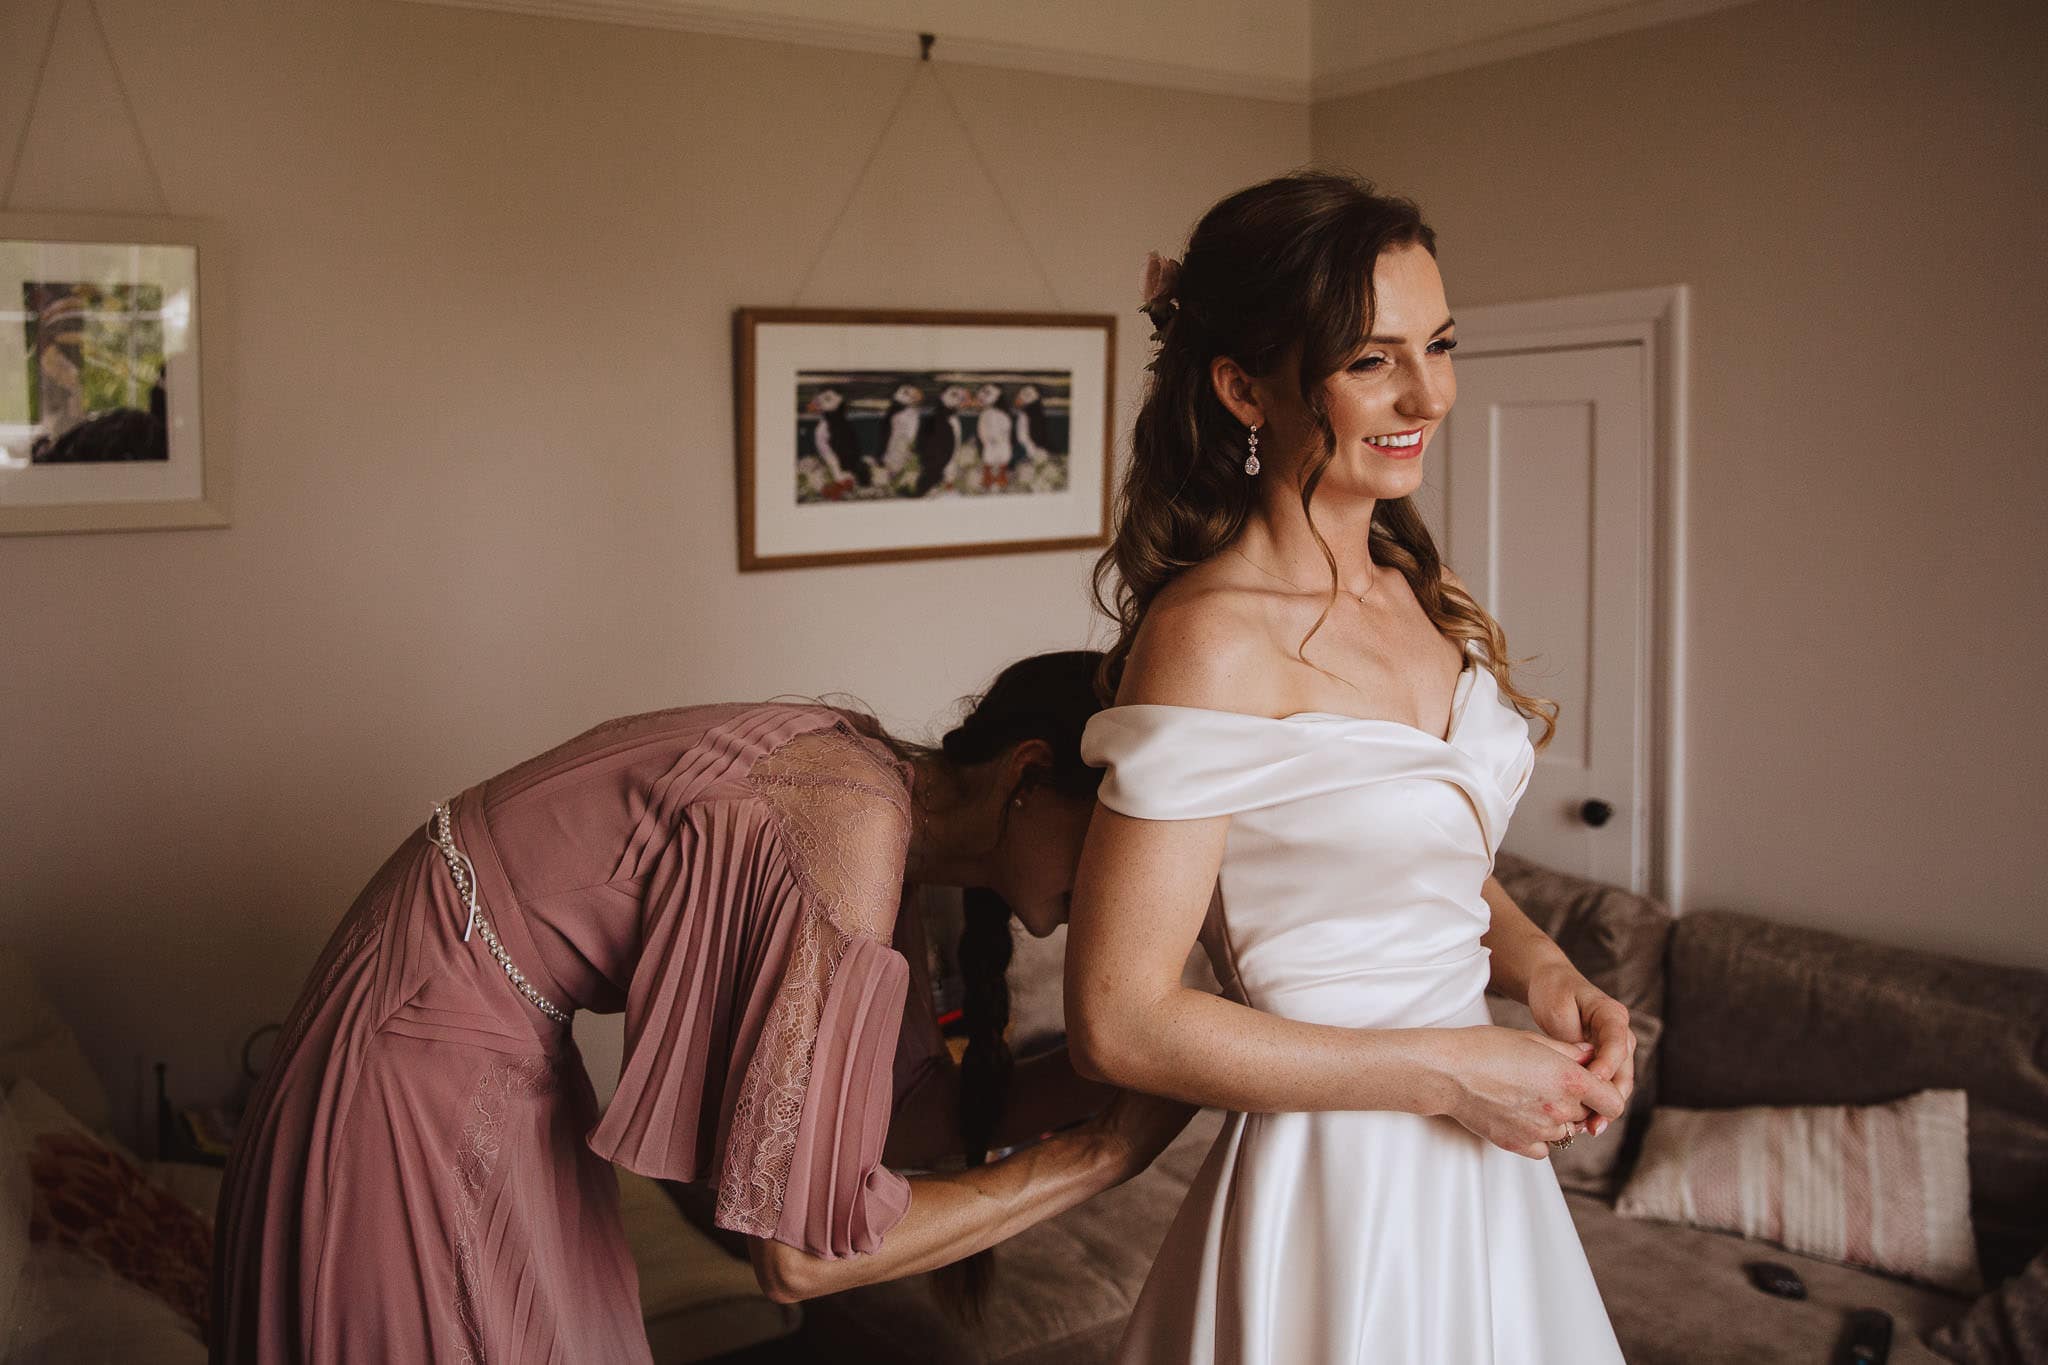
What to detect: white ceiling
<box><xmin>403</xmin><ymin>0</ymin><xmax>1765</xmax><ymax>103</ymax></box>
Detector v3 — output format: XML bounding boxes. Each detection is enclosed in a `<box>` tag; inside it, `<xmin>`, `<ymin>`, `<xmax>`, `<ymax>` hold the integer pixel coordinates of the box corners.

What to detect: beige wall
<box><xmin>1315</xmin><ymin>0</ymin><xmax>2048</xmax><ymax>970</ymax></box>
<box><xmin>5</xmin><ymin>0</ymin><xmax>2041</xmax><ymax>1139</ymax></box>
<box><xmin>0</xmin><ymin>0</ymin><xmax>1306</xmax><ymax>1133</ymax></box>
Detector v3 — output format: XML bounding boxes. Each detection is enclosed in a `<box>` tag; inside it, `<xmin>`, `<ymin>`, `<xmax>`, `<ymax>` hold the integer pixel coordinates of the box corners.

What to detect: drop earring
<box><xmin>1243</xmin><ymin>423</ymin><xmax>1261</xmax><ymax>477</ymax></box>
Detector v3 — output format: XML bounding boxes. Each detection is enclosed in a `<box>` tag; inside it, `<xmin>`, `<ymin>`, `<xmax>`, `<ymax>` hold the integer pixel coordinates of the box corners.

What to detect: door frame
<box><xmin>1454</xmin><ymin>285</ymin><xmax>1691</xmax><ymax>913</ymax></box>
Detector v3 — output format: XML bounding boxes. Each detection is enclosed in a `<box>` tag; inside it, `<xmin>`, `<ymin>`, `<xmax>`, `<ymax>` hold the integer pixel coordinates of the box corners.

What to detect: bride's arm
<box><xmin>1064</xmin><ymin>596</ymin><xmax>1624</xmax><ymax>1137</ymax></box>
<box><xmin>1479</xmin><ymin>877</ymin><xmax>1637</xmax><ymax>1112</ymax></box>
<box><xmin>1065</xmin><ymin>797</ymin><xmax>1628</xmax><ymax>1140</ymax></box>
<box><xmin>1441</xmin><ymin>562</ymin><xmax>1635</xmax><ymax>1111</ymax></box>
<box><xmin>1478</xmin><ymin>876</ymin><xmax>1575</xmax><ymax>1003</ymax></box>
<box><xmin>1067</xmin><ymin>804</ymin><xmax>1459</xmax><ymax>1113</ymax></box>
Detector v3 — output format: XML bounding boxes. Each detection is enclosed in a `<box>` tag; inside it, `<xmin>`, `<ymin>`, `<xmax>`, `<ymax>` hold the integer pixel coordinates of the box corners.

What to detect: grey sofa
<box><xmin>1497</xmin><ymin>853</ymin><xmax>2047</xmax><ymax>1364</ymax></box>
<box><xmin>714</xmin><ymin>854</ymin><xmax>2047</xmax><ymax>1363</ymax></box>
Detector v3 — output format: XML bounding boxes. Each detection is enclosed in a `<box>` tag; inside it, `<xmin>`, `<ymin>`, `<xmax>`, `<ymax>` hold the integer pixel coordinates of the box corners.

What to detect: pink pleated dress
<box><xmin>211</xmin><ymin>703</ymin><xmax>932</xmax><ymax>1363</ymax></box>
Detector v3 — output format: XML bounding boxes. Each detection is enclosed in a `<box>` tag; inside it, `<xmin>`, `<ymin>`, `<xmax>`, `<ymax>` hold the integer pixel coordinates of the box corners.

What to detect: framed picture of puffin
<box><xmin>733</xmin><ymin>307</ymin><xmax>1114</xmax><ymax>571</ymax></box>
<box><xmin>1</xmin><ymin>213</ymin><xmax>230</xmax><ymax>536</ymax></box>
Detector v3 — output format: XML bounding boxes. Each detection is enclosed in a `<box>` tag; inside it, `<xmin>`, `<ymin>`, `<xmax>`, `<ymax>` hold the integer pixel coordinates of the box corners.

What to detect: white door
<box><xmin>1418</xmin><ymin>342</ymin><xmax>1656</xmax><ymax>892</ymax></box>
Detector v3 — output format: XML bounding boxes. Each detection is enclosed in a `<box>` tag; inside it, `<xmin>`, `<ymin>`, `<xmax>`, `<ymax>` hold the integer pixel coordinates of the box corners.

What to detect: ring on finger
<box><xmin>1548</xmin><ymin>1124</ymin><xmax>1577</xmax><ymax>1150</ymax></box>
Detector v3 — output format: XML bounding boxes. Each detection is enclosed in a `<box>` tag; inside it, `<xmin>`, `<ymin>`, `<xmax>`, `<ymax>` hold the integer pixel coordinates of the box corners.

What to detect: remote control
<box><xmin>1743</xmin><ymin>1261</ymin><xmax>1807</xmax><ymax>1300</ymax></box>
<box><xmin>1837</xmin><ymin>1308</ymin><xmax>1893</xmax><ymax>1365</ymax></box>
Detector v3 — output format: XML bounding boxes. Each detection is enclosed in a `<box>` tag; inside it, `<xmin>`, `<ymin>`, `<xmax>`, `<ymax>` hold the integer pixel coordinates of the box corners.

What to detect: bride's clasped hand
<box><xmin>1524</xmin><ymin>959</ymin><xmax>1640</xmax><ymax>1103</ymax></box>
<box><xmin>1431</xmin><ymin>956</ymin><xmax>1638</xmax><ymax>1160</ymax></box>
<box><xmin>1428</xmin><ymin>1002</ymin><xmax>1635</xmax><ymax>1161</ymax></box>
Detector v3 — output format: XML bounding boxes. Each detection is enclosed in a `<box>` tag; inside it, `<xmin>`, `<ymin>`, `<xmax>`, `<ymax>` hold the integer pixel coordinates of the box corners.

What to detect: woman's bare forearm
<box><xmin>751</xmin><ymin>1124</ymin><xmax>1128</xmax><ymax>1302</ymax></box>
<box><xmin>1477</xmin><ymin>876</ymin><xmax>1575</xmax><ymax>1004</ymax></box>
<box><xmin>1068</xmin><ymin>981</ymin><xmax>1452</xmax><ymax>1117</ymax></box>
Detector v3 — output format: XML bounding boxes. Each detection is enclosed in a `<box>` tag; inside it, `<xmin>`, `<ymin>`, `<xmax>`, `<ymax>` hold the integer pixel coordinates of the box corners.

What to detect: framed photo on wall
<box><xmin>0</xmin><ymin>213</ymin><xmax>229</xmax><ymax>536</ymax></box>
<box><xmin>734</xmin><ymin>307</ymin><xmax>1114</xmax><ymax>570</ymax></box>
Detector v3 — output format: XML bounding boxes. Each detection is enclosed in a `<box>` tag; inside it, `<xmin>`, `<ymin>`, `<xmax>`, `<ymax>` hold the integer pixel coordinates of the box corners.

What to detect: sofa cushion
<box><xmin>8</xmin><ymin>1078</ymin><xmax>211</xmax><ymax>1337</ymax></box>
<box><xmin>1616</xmin><ymin>1090</ymin><xmax>1979</xmax><ymax>1294</ymax></box>
<box><xmin>1492</xmin><ymin>850</ymin><xmax>1676</xmax><ymax>1024</ymax></box>
<box><xmin>1008</xmin><ymin>921</ymin><xmax>1070</xmax><ymax>1057</ymax></box>
<box><xmin>1660</xmin><ymin>910</ymin><xmax>2048</xmax><ymax>1284</ymax></box>
<box><xmin>0</xmin><ymin>946</ymin><xmax>110</xmax><ymax>1134</ymax></box>
<box><xmin>614</xmin><ymin>1165</ymin><xmax>798</xmax><ymax>1363</ymax></box>
<box><xmin>1929</xmin><ymin>1244</ymin><xmax>2048</xmax><ymax>1363</ymax></box>
<box><xmin>6</xmin><ymin>1248</ymin><xmax>207</xmax><ymax>1364</ymax></box>
<box><xmin>972</xmin><ymin>1108</ymin><xmax>1224</xmax><ymax>1365</ymax></box>
<box><xmin>794</xmin><ymin>1107</ymin><xmax>1229</xmax><ymax>1365</ymax></box>
<box><xmin>1490</xmin><ymin>851</ymin><xmax>1675</xmax><ymax>1183</ymax></box>
<box><xmin>139</xmin><ymin>1161</ymin><xmax>226</xmax><ymax>1222</ymax></box>
<box><xmin>1567</xmin><ymin>1190</ymin><xmax>1969</xmax><ymax>1364</ymax></box>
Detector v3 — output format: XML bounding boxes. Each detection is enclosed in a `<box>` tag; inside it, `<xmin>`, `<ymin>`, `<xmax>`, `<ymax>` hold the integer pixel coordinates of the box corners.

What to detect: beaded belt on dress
<box><xmin>427</xmin><ymin>801</ymin><xmax>572</xmax><ymax>1024</ymax></box>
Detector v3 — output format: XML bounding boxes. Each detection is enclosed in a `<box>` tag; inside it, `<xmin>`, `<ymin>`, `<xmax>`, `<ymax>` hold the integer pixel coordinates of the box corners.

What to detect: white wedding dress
<box><xmin>1080</xmin><ymin>638</ymin><xmax>1624</xmax><ymax>1364</ymax></box>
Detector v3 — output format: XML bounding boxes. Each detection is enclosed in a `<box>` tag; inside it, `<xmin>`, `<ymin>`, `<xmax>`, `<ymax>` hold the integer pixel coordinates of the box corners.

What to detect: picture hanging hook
<box><xmin>919</xmin><ymin>32</ymin><xmax>936</xmax><ymax>62</ymax></box>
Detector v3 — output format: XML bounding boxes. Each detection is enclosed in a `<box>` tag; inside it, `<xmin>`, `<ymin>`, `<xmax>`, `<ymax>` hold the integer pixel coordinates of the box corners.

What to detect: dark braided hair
<box><xmin>956</xmin><ymin>886</ymin><xmax>1014</xmax><ymax>1170</ymax></box>
<box><xmin>914</xmin><ymin>649</ymin><xmax>1108</xmax><ymax>1318</ymax></box>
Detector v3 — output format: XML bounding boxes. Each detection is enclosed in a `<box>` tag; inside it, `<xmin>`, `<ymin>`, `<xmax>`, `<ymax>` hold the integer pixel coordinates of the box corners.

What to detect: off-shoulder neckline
<box><xmin>1099</xmin><ymin>653</ymin><xmax>1483</xmax><ymax>749</ymax></box>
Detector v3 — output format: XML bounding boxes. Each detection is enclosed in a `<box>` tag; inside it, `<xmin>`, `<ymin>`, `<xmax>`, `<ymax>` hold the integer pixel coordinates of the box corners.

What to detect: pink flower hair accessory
<box><xmin>1139</xmin><ymin>250</ymin><xmax>1183</xmax><ymax>344</ymax></box>
<box><xmin>1140</xmin><ymin>251</ymin><xmax>1181</xmax><ymax>309</ymax></box>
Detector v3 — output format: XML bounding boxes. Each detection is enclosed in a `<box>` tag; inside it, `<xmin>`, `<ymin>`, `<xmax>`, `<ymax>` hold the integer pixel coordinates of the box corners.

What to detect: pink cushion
<box><xmin>1616</xmin><ymin>1088</ymin><xmax>1980</xmax><ymax>1294</ymax></box>
<box><xmin>8</xmin><ymin>1079</ymin><xmax>213</xmax><ymax>1335</ymax></box>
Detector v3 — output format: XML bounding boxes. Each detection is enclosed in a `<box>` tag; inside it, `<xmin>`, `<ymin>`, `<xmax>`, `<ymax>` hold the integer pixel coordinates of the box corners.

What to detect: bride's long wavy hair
<box><xmin>1092</xmin><ymin>169</ymin><xmax>1558</xmax><ymax>748</ymax></box>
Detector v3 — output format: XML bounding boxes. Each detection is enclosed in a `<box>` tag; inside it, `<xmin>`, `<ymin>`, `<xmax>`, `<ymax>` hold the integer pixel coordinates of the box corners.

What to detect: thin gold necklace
<box><xmin>1232</xmin><ymin>545</ymin><xmax>1376</xmax><ymax>605</ymax></box>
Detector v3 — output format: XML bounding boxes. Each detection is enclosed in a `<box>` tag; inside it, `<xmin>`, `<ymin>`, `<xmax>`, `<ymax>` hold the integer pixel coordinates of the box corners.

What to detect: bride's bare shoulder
<box><xmin>1118</xmin><ymin>562</ymin><xmax>1281</xmax><ymax>710</ymax></box>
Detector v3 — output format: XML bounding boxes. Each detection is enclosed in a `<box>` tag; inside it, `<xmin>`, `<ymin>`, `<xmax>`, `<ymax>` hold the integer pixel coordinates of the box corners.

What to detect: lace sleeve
<box><xmin>745</xmin><ymin>723</ymin><xmax>914</xmax><ymax>944</ymax></box>
<box><xmin>709</xmin><ymin>720</ymin><xmax>918</xmax><ymax>1254</ymax></box>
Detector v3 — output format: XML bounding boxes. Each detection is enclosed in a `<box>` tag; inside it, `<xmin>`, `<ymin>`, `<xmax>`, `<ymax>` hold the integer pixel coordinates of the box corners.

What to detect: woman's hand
<box><xmin>1084</xmin><ymin>1087</ymin><xmax>1199</xmax><ymax>1181</ymax></box>
<box><xmin>1427</xmin><ymin>1025</ymin><xmax>1627</xmax><ymax>1161</ymax></box>
<box><xmin>1524</xmin><ymin>962</ymin><xmax>1636</xmax><ymax>1132</ymax></box>
<box><xmin>752</xmin><ymin>1086</ymin><xmax>1198</xmax><ymax>1303</ymax></box>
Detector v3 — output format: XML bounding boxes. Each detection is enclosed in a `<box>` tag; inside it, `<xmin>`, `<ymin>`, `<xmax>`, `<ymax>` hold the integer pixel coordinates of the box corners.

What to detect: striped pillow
<box><xmin>1615</xmin><ymin>1088</ymin><xmax>1980</xmax><ymax>1294</ymax></box>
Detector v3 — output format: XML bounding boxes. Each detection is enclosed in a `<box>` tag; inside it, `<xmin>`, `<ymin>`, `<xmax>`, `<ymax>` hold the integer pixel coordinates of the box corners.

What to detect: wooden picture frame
<box><xmin>734</xmin><ymin>307</ymin><xmax>1114</xmax><ymax>571</ymax></box>
<box><xmin>0</xmin><ymin>212</ymin><xmax>230</xmax><ymax>536</ymax></box>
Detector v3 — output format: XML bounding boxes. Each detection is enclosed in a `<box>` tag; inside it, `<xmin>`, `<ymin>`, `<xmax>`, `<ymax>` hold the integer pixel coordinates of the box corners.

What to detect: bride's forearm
<box><xmin>1067</xmin><ymin>983</ymin><xmax>1452</xmax><ymax>1118</ymax></box>
<box><xmin>750</xmin><ymin>1124</ymin><xmax>1128</xmax><ymax>1303</ymax></box>
<box><xmin>1477</xmin><ymin>877</ymin><xmax>1574</xmax><ymax>1004</ymax></box>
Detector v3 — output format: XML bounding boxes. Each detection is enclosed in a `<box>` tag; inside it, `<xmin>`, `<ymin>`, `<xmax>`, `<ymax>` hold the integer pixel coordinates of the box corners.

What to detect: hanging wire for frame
<box><xmin>787</xmin><ymin>31</ymin><xmax>1065</xmax><ymax>310</ymax></box>
<box><xmin>3</xmin><ymin>0</ymin><xmax>172</xmax><ymax>212</ymax></box>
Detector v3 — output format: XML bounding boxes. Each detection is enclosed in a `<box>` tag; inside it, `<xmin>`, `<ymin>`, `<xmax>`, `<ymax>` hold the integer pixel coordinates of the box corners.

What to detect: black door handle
<box><xmin>1579</xmin><ymin>798</ymin><xmax>1614</xmax><ymax>828</ymax></box>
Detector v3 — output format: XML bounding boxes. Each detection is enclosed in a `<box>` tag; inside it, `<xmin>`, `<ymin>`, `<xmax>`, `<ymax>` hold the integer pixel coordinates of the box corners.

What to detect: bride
<box><xmin>1065</xmin><ymin>171</ymin><xmax>1634</xmax><ymax>1362</ymax></box>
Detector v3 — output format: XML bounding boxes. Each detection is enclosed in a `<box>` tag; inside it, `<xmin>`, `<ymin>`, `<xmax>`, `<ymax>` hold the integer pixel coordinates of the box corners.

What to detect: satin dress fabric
<box><xmin>1081</xmin><ymin>640</ymin><xmax>1624</xmax><ymax>1365</ymax></box>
